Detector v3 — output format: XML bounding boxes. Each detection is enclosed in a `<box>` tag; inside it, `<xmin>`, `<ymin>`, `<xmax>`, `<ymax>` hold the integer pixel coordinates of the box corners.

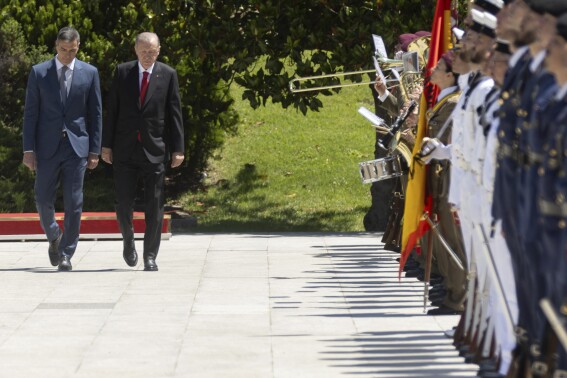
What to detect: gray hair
<box><xmin>136</xmin><ymin>32</ymin><xmax>160</xmax><ymax>46</ymax></box>
<box><xmin>57</xmin><ymin>27</ymin><xmax>80</xmax><ymax>43</ymax></box>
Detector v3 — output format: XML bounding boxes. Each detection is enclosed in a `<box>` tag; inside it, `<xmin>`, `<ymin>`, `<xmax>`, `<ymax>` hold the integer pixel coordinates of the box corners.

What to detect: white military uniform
<box><xmin>449</xmin><ymin>71</ymin><xmax>494</xmax><ymax>263</ymax></box>
<box><xmin>481</xmin><ymin>93</ymin><xmax>519</xmax><ymax>375</ymax></box>
<box><xmin>449</xmin><ymin>69</ymin><xmax>495</xmax><ymax>341</ymax></box>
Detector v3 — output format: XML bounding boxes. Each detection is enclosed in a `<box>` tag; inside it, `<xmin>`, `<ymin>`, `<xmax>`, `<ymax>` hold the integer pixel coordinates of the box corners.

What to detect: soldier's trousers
<box><xmin>539</xmin><ymin>229</ymin><xmax>567</xmax><ymax>370</ymax></box>
<box><xmin>423</xmin><ymin>195</ymin><xmax>467</xmax><ymax>311</ymax></box>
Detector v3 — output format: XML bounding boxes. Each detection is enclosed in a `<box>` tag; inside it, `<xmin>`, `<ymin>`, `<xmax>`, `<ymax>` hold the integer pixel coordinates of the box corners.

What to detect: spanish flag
<box><xmin>399</xmin><ymin>0</ymin><xmax>453</xmax><ymax>274</ymax></box>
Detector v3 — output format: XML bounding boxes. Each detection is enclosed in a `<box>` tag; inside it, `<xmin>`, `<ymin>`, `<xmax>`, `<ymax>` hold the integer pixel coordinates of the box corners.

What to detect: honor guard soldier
<box><xmin>480</xmin><ymin>38</ymin><xmax>519</xmax><ymax>377</ymax></box>
<box><xmin>492</xmin><ymin>1</ymin><xmax>535</xmax><ymax>371</ymax></box>
<box><xmin>534</xmin><ymin>12</ymin><xmax>567</xmax><ymax>377</ymax></box>
<box><xmin>515</xmin><ymin>3</ymin><xmax>567</xmax><ymax>375</ymax></box>
<box><xmin>419</xmin><ymin>52</ymin><xmax>466</xmax><ymax>316</ymax></box>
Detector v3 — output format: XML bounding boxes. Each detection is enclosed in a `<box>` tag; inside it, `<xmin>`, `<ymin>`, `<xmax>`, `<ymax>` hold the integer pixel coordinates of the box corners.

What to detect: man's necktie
<box><xmin>140</xmin><ymin>71</ymin><xmax>149</xmax><ymax>105</ymax></box>
<box><xmin>138</xmin><ymin>71</ymin><xmax>150</xmax><ymax>142</ymax></box>
<box><xmin>60</xmin><ymin>65</ymin><xmax>68</xmax><ymax>105</ymax></box>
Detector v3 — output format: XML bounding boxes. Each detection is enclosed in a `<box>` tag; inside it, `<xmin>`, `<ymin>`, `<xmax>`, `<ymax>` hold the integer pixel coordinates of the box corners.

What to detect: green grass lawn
<box><xmin>179</xmin><ymin>83</ymin><xmax>379</xmax><ymax>232</ymax></box>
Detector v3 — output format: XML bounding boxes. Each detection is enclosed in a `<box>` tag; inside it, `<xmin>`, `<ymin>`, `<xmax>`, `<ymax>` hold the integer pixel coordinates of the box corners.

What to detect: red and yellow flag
<box><xmin>399</xmin><ymin>0</ymin><xmax>453</xmax><ymax>275</ymax></box>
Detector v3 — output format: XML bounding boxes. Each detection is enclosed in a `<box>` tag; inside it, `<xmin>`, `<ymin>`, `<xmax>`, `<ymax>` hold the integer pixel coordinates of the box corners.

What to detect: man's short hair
<box><xmin>57</xmin><ymin>27</ymin><xmax>80</xmax><ymax>43</ymax></box>
<box><xmin>136</xmin><ymin>32</ymin><xmax>160</xmax><ymax>46</ymax></box>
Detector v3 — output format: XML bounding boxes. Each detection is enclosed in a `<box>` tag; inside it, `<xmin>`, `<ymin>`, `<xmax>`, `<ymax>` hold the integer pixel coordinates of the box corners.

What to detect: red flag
<box><xmin>399</xmin><ymin>0</ymin><xmax>453</xmax><ymax>275</ymax></box>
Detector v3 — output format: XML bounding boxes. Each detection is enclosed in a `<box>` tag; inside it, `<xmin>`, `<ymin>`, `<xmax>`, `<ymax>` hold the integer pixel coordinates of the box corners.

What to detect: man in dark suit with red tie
<box><xmin>102</xmin><ymin>32</ymin><xmax>184</xmax><ymax>271</ymax></box>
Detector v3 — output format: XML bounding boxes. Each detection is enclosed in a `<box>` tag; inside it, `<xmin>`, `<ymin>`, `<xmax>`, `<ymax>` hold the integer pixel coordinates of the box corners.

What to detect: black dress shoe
<box><xmin>430</xmin><ymin>298</ymin><xmax>445</xmax><ymax>307</ymax></box>
<box><xmin>418</xmin><ymin>274</ymin><xmax>444</xmax><ymax>284</ymax></box>
<box><xmin>48</xmin><ymin>233</ymin><xmax>62</xmax><ymax>267</ymax></box>
<box><xmin>477</xmin><ymin>372</ymin><xmax>503</xmax><ymax>378</ymax></box>
<box><xmin>458</xmin><ymin>345</ymin><xmax>470</xmax><ymax>355</ymax></box>
<box><xmin>429</xmin><ymin>276</ymin><xmax>444</xmax><ymax>285</ymax></box>
<box><xmin>417</xmin><ymin>271</ymin><xmax>441</xmax><ymax>281</ymax></box>
<box><xmin>405</xmin><ymin>268</ymin><xmax>423</xmax><ymax>278</ymax></box>
<box><xmin>430</xmin><ymin>284</ymin><xmax>446</xmax><ymax>292</ymax></box>
<box><xmin>430</xmin><ymin>282</ymin><xmax>444</xmax><ymax>291</ymax></box>
<box><xmin>427</xmin><ymin>305</ymin><xmax>462</xmax><ymax>315</ymax></box>
<box><xmin>144</xmin><ymin>258</ymin><xmax>158</xmax><ymax>271</ymax></box>
<box><xmin>478</xmin><ymin>359</ymin><xmax>498</xmax><ymax>372</ymax></box>
<box><xmin>123</xmin><ymin>239</ymin><xmax>138</xmax><ymax>267</ymax></box>
<box><xmin>58</xmin><ymin>256</ymin><xmax>72</xmax><ymax>271</ymax></box>
<box><xmin>429</xmin><ymin>289</ymin><xmax>447</xmax><ymax>298</ymax></box>
<box><xmin>428</xmin><ymin>292</ymin><xmax>446</xmax><ymax>302</ymax></box>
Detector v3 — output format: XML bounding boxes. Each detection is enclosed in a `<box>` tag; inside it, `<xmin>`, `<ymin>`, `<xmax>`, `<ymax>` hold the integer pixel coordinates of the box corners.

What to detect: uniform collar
<box><xmin>458</xmin><ymin>72</ymin><xmax>471</xmax><ymax>90</ymax></box>
<box><xmin>555</xmin><ymin>83</ymin><xmax>567</xmax><ymax>101</ymax></box>
<box><xmin>437</xmin><ymin>85</ymin><xmax>458</xmax><ymax>103</ymax></box>
<box><xmin>529</xmin><ymin>50</ymin><xmax>546</xmax><ymax>73</ymax></box>
<box><xmin>509</xmin><ymin>46</ymin><xmax>529</xmax><ymax>68</ymax></box>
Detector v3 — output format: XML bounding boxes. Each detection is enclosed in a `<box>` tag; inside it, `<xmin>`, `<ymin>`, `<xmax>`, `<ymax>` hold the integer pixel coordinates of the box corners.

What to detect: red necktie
<box><xmin>138</xmin><ymin>71</ymin><xmax>149</xmax><ymax>142</ymax></box>
<box><xmin>140</xmin><ymin>71</ymin><xmax>149</xmax><ymax>104</ymax></box>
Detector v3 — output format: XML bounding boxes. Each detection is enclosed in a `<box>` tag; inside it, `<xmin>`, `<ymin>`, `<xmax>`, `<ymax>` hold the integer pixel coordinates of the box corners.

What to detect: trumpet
<box><xmin>288</xmin><ymin>57</ymin><xmax>404</xmax><ymax>93</ymax></box>
<box><xmin>288</xmin><ymin>69</ymin><xmax>398</xmax><ymax>93</ymax></box>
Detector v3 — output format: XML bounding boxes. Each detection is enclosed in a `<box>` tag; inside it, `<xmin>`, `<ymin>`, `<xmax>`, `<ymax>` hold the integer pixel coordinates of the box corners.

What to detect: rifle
<box><xmin>377</xmin><ymin>100</ymin><xmax>418</xmax><ymax>151</ymax></box>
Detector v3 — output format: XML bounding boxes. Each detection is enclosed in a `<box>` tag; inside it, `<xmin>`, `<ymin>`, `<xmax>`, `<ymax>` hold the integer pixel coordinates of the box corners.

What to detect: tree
<box><xmin>0</xmin><ymin>17</ymin><xmax>51</xmax><ymax>211</ymax></box>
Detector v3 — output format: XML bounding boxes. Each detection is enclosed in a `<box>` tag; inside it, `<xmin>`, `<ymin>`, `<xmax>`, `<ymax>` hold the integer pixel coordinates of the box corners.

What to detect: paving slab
<box><xmin>0</xmin><ymin>233</ymin><xmax>478</xmax><ymax>377</ymax></box>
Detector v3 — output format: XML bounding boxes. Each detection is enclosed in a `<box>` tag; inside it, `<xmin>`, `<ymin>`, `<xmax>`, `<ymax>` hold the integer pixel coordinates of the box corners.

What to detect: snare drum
<box><xmin>359</xmin><ymin>155</ymin><xmax>405</xmax><ymax>184</ymax></box>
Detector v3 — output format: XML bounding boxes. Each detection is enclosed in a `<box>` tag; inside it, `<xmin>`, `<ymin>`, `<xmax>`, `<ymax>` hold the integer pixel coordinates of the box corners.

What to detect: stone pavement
<box><xmin>0</xmin><ymin>233</ymin><xmax>479</xmax><ymax>377</ymax></box>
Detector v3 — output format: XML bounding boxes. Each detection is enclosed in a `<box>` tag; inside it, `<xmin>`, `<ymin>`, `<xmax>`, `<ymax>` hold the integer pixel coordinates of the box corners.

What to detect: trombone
<box><xmin>288</xmin><ymin>58</ymin><xmax>403</xmax><ymax>93</ymax></box>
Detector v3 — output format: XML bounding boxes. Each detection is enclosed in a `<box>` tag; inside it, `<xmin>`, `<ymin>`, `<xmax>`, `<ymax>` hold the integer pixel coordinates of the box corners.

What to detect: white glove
<box><xmin>419</xmin><ymin>137</ymin><xmax>451</xmax><ymax>164</ymax></box>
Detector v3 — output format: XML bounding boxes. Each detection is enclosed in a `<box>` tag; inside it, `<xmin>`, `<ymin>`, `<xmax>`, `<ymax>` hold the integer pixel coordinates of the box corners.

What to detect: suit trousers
<box><xmin>35</xmin><ymin>135</ymin><xmax>87</xmax><ymax>257</ymax></box>
<box><xmin>114</xmin><ymin>143</ymin><xmax>165</xmax><ymax>259</ymax></box>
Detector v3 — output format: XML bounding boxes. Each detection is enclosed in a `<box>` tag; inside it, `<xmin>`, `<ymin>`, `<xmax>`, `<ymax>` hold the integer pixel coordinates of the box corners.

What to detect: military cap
<box><xmin>415</xmin><ymin>31</ymin><xmax>432</xmax><ymax>37</ymax></box>
<box><xmin>474</xmin><ymin>0</ymin><xmax>503</xmax><ymax>15</ymax></box>
<box><xmin>471</xmin><ymin>9</ymin><xmax>497</xmax><ymax>38</ymax></box>
<box><xmin>495</xmin><ymin>38</ymin><xmax>512</xmax><ymax>54</ymax></box>
<box><xmin>557</xmin><ymin>13</ymin><xmax>567</xmax><ymax>40</ymax></box>
<box><xmin>524</xmin><ymin>0</ymin><xmax>549</xmax><ymax>14</ymax></box>
<box><xmin>440</xmin><ymin>51</ymin><xmax>455</xmax><ymax>71</ymax></box>
<box><xmin>538</xmin><ymin>0</ymin><xmax>567</xmax><ymax>17</ymax></box>
<box><xmin>398</xmin><ymin>33</ymin><xmax>418</xmax><ymax>52</ymax></box>
<box><xmin>529</xmin><ymin>0</ymin><xmax>547</xmax><ymax>14</ymax></box>
<box><xmin>483</xmin><ymin>12</ymin><xmax>498</xmax><ymax>32</ymax></box>
<box><xmin>470</xmin><ymin>8</ymin><xmax>486</xmax><ymax>32</ymax></box>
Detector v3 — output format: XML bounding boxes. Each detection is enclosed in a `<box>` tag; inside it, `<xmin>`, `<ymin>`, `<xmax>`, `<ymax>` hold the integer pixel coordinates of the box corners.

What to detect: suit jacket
<box><xmin>23</xmin><ymin>58</ymin><xmax>102</xmax><ymax>159</ymax></box>
<box><xmin>103</xmin><ymin>60</ymin><xmax>184</xmax><ymax>164</ymax></box>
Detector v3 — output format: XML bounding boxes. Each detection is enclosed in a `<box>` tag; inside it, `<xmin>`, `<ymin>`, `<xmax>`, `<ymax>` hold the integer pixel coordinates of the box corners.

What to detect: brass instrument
<box><xmin>393</xmin><ymin>128</ymin><xmax>416</xmax><ymax>164</ymax></box>
<box><xmin>288</xmin><ymin>57</ymin><xmax>403</xmax><ymax>93</ymax></box>
<box><xmin>288</xmin><ymin>35</ymin><xmax>430</xmax><ymax>95</ymax></box>
<box><xmin>407</xmin><ymin>35</ymin><xmax>431</xmax><ymax>69</ymax></box>
<box><xmin>399</xmin><ymin>71</ymin><xmax>424</xmax><ymax>102</ymax></box>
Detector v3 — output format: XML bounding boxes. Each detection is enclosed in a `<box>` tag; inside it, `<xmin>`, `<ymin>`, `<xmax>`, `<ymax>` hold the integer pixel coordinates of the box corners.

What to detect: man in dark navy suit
<box><xmin>22</xmin><ymin>26</ymin><xmax>102</xmax><ymax>271</ymax></box>
<box><xmin>102</xmin><ymin>32</ymin><xmax>184</xmax><ymax>272</ymax></box>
